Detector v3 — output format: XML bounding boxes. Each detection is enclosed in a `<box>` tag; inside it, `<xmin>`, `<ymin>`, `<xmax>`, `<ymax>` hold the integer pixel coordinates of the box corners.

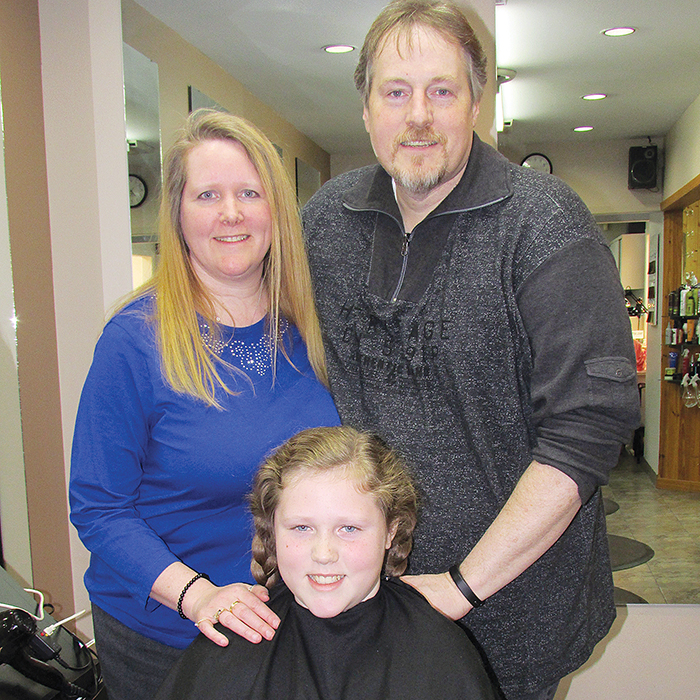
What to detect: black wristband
<box><xmin>448</xmin><ymin>565</ymin><xmax>483</xmax><ymax>608</ymax></box>
<box><xmin>177</xmin><ymin>572</ymin><xmax>210</xmax><ymax>619</ymax></box>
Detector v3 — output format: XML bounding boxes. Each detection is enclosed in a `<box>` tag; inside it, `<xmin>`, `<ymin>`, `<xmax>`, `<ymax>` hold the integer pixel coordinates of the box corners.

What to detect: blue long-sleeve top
<box><xmin>70</xmin><ymin>296</ymin><xmax>340</xmax><ymax>648</ymax></box>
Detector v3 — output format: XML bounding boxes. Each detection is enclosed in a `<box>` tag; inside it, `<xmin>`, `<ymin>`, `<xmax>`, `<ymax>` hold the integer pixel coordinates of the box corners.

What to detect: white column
<box><xmin>38</xmin><ymin>0</ymin><xmax>133</xmax><ymax>636</ymax></box>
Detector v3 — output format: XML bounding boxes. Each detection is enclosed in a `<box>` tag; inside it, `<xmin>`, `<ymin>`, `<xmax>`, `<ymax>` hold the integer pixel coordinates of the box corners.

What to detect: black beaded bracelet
<box><xmin>448</xmin><ymin>565</ymin><xmax>484</xmax><ymax>608</ymax></box>
<box><xmin>177</xmin><ymin>572</ymin><xmax>210</xmax><ymax>619</ymax></box>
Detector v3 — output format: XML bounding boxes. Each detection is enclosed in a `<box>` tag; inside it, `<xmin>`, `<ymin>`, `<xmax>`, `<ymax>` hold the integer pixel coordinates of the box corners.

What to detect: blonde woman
<box><xmin>70</xmin><ymin>110</ymin><xmax>339</xmax><ymax>700</ymax></box>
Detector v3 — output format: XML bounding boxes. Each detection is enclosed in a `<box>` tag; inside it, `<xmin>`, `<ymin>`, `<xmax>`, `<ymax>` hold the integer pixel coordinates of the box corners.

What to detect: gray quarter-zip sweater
<box><xmin>303</xmin><ymin>135</ymin><xmax>640</xmax><ymax>699</ymax></box>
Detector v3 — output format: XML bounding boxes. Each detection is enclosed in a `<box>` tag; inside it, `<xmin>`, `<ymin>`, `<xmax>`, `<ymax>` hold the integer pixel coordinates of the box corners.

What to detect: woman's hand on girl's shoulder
<box><xmin>189</xmin><ymin>582</ymin><xmax>280</xmax><ymax>646</ymax></box>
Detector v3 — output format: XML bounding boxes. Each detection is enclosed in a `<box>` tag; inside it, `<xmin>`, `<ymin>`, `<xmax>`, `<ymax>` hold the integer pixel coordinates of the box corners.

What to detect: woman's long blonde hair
<box><xmin>124</xmin><ymin>109</ymin><xmax>328</xmax><ymax>406</ymax></box>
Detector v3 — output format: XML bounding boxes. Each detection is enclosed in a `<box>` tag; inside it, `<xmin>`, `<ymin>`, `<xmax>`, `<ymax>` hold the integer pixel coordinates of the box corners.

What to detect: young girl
<box><xmin>155</xmin><ymin>426</ymin><xmax>495</xmax><ymax>700</ymax></box>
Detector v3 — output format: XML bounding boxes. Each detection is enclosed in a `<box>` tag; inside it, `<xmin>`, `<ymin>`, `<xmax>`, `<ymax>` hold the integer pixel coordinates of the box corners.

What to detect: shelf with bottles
<box><xmin>665</xmin><ymin>348</ymin><xmax>700</xmax><ymax>386</ymax></box>
<box><xmin>664</xmin><ymin>317</ymin><xmax>699</xmax><ymax>346</ymax></box>
<box><xmin>668</xmin><ymin>274</ymin><xmax>700</xmax><ymax>318</ymax></box>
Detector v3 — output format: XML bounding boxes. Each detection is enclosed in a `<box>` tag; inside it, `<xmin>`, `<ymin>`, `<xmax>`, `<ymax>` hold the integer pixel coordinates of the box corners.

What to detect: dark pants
<box><xmin>92</xmin><ymin>605</ymin><xmax>185</xmax><ymax>700</ymax></box>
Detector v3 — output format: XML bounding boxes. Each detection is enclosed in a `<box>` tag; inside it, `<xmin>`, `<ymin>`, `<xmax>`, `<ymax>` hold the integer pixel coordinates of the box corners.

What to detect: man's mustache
<box><xmin>393</xmin><ymin>129</ymin><xmax>447</xmax><ymax>150</ymax></box>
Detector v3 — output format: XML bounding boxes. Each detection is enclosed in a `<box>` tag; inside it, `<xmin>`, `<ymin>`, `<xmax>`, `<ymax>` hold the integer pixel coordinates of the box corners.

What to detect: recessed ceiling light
<box><xmin>323</xmin><ymin>44</ymin><xmax>355</xmax><ymax>54</ymax></box>
<box><xmin>574</xmin><ymin>126</ymin><xmax>594</xmax><ymax>132</ymax></box>
<box><xmin>602</xmin><ymin>27</ymin><xmax>635</xmax><ymax>37</ymax></box>
<box><xmin>582</xmin><ymin>93</ymin><xmax>607</xmax><ymax>101</ymax></box>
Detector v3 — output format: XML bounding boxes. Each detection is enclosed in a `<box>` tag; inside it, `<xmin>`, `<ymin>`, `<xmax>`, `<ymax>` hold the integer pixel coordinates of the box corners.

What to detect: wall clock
<box><xmin>520</xmin><ymin>153</ymin><xmax>553</xmax><ymax>174</ymax></box>
<box><xmin>129</xmin><ymin>174</ymin><xmax>148</xmax><ymax>208</ymax></box>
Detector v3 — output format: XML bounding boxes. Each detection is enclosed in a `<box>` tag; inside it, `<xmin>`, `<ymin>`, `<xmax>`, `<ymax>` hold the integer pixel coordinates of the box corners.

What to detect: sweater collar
<box><xmin>342</xmin><ymin>133</ymin><xmax>513</xmax><ymax>220</ymax></box>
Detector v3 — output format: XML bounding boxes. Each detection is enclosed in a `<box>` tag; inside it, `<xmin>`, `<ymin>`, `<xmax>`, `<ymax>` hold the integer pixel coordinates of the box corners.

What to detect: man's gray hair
<box><xmin>354</xmin><ymin>0</ymin><xmax>488</xmax><ymax>105</ymax></box>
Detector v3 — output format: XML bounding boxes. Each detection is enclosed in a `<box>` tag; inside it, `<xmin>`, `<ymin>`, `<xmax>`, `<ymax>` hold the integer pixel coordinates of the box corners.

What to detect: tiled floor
<box><xmin>603</xmin><ymin>450</ymin><xmax>700</xmax><ymax>604</ymax></box>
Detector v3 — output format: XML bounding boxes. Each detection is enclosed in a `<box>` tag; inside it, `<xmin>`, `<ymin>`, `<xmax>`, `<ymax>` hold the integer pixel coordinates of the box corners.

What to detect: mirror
<box><xmin>123</xmin><ymin>43</ymin><xmax>162</xmax><ymax>289</ymax></box>
<box><xmin>598</xmin><ymin>218</ymin><xmax>699</xmax><ymax>604</ymax></box>
<box><xmin>0</xmin><ymin>75</ymin><xmax>32</xmax><ymax>581</ymax></box>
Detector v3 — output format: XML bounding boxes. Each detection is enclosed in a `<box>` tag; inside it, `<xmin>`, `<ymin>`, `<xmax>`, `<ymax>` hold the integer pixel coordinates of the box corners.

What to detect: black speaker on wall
<box><xmin>628</xmin><ymin>145</ymin><xmax>657</xmax><ymax>190</ymax></box>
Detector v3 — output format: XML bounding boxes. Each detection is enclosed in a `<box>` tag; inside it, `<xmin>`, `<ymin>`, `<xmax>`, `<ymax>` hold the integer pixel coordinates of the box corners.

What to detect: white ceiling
<box><xmin>132</xmin><ymin>0</ymin><xmax>700</xmax><ymax>156</ymax></box>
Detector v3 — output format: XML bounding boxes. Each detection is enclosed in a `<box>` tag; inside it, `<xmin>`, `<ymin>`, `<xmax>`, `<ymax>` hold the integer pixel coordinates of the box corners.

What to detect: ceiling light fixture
<box><xmin>323</xmin><ymin>44</ymin><xmax>355</xmax><ymax>54</ymax></box>
<box><xmin>602</xmin><ymin>27</ymin><xmax>635</xmax><ymax>37</ymax></box>
<box><xmin>574</xmin><ymin>126</ymin><xmax>594</xmax><ymax>132</ymax></box>
<box><xmin>582</xmin><ymin>93</ymin><xmax>607</xmax><ymax>101</ymax></box>
<box><xmin>497</xmin><ymin>68</ymin><xmax>516</xmax><ymax>87</ymax></box>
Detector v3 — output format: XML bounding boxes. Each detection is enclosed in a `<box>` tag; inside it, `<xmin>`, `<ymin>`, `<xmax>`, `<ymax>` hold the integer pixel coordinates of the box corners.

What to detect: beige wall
<box><xmin>499</xmin><ymin>85</ymin><xmax>700</xmax><ymax>217</ymax></box>
<box><xmin>121</xmin><ymin>0</ymin><xmax>331</xmax><ymax>186</ymax></box>
<box><xmin>500</xmin><ymin>137</ymin><xmax>665</xmax><ymax>217</ymax></box>
<box><xmin>640</xmin><ymin>215</ymin><xmax>664</xmax><ymax>475</ymax></box>
<box><xmin>0</xmin><ymin>0</ymin><xmax>36</xmax><ymax>587</ymax></box>
<box><xmin>664</xmin><ymin>92</ymin><xmax>700</xmax><ymax>199</ymax></box>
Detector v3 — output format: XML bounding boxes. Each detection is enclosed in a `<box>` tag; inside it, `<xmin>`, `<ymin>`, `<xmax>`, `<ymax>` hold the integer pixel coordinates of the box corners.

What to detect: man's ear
<box><xmin>470</xmin><ymin>99</ymin><xmax>481</xmax><ymax>128</ymax></box>
<box><xmin>362</xmin><ymin>104</ymin><xmax>371</xmax><ymax>134</ymax></box>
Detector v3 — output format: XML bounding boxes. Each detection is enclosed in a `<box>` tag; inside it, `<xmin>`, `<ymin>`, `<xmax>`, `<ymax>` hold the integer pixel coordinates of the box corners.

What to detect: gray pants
<box><xmin>92</xmin><ymin>605</ymin><xmax>186</xmax><ymax>700</ymax></box>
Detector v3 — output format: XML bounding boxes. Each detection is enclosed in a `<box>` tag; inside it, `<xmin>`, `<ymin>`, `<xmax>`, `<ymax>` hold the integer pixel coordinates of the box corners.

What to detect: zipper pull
<box><xmin>401</xmin><ymin>231</ymin><xmax>411</xmax><ymax>256</ymax></box>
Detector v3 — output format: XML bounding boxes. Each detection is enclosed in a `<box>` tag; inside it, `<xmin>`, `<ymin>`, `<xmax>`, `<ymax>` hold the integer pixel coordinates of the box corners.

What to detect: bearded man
<box><xmin>302</xmin><ymin>2</ymin><xmax>640</xmax><ymax>699</ymax></box>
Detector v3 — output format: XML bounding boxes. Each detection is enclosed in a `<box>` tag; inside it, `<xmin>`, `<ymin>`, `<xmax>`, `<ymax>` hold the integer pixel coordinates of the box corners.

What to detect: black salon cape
<box><xmin>155</xmin><ymin>579</ymin><xmax>495</xmax><ymax>700</ymax></box>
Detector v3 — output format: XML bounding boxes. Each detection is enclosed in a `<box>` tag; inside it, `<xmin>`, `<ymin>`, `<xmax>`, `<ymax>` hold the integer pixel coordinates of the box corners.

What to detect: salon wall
<box><xmin>457</xmin><ymin>0</ymin><xmax>496</xmax><ymax>147</ymax></box>
<box><xmin>121</xmin><ymin>0</ymin><xmax>331</xmax><ymax>186</ymax></box>
<box><xmin>499</xmin><ymin>137</ymin><xmax>665</xmax><ymax>216</ymax></box>
<box><xmin>664</xmin><ymin>91</ymin><xmax>700</xmax><ymax>199</ymax></box>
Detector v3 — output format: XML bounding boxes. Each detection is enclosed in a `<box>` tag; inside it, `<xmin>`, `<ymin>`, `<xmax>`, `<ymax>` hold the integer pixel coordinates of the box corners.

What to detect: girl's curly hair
<box><xmin>249</xmin><ymin>426</ymin><xmax>419</xmax><ymax>587</ymax></box>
